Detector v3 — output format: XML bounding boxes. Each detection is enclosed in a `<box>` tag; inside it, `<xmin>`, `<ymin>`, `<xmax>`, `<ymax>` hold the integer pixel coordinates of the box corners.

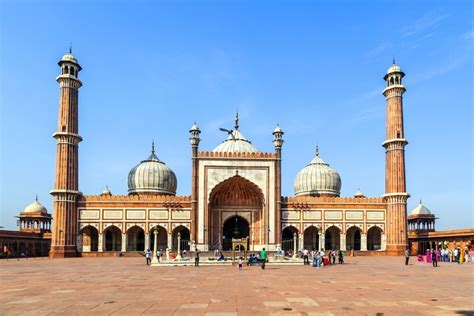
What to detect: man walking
<box><xmin>431</xmin><ymin>249</ymin><xmax>438</xmax><ymax>268</ymax></box>
<box><xmin>145</xmin><ymin>249</ymin><xmax>151</xmax><ymax>266</ymax></box>
<box><xmin>405</xmin><ymin>248</ymin><xmax>410</xmax><ymax>266</ymax></box>
<box><xmin>303</xmin><ymin>248</ymin><xmax>309</xmax><ymax>265</ymax></box>
<box><xmin>260</xmin><ymin>248</ymin><xmax>267</xmax><ymax>270</ymax></box>
<box><xmin>194</xmin><ymin>248</ymin><xmax>200</xmax><ymax>267</ymax></box>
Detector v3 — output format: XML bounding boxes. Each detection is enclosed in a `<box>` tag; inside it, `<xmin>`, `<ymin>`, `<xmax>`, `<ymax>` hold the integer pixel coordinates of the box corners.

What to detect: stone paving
<box><xmin>0</xmin><ymin>256</ymin><xmax>473</xmax><ymax>315</ymax></box>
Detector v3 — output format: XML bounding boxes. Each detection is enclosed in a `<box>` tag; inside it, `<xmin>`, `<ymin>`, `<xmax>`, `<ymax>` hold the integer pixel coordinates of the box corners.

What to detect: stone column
<box><xmin>292</xmin><ymin>232</ymin><xmax>297</xmax><ymax>258</ymax></box>
<box><xmin>98</xmin><ymin>233</ymin><xmax>104</xmax><ymax>252</ymax></box>
<box><xmin>381</xmin><ymin>234</ymin><xmax>387</xmax><ymax>251</ymax></box>
<box><xmin>298</xmin><ymin>233</ymin><xmax>304</xmax><ymax>251</ymax></box>
<box><xmin>152</xmin><ymin>229</ymin><xmax>159</xmax><ymax>264</ymax></box>
<box><xmin>167</xmin><ymin>233</ymin><xmax>172</xmax><ymax>250</ymax></box>
<box><xmin>176</xmin><ymin>232</ymin><xmax>182</xmax><ymax>260</ymax></box>
<box><xmin>319</xmin><ymin>233</ymin><xmax>325</xmax><ymax>251</ymax></box>
<box><xmin>361</xmin><ymin>233</ymin><xmax>367</xmax><ymax>251</ymax></box>
<box><xmin>145</xmin><ymin>233</ymin><xmax>150</xmax><ymax>251</ymax></box>
<box><xmin>340</xmin><ymin>233</ymin><xmax>346</xmax><ymax>251</ymax></box>
<box><xmin>121</xmin><ymin>233</ymin><xmax>127</xmax><ymax>252</ymax></box>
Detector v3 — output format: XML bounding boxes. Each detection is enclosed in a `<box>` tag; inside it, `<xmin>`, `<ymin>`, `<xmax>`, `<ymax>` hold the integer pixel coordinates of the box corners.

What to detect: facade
<box><xmin>408</xmin><ymin>201</ymin><xmax>474</xmax><ymax>255</ymax></box>
<box><xmin>49</xmin><ymin>51</ymin><xmax>412</xmax><ymax>258</ymax></box>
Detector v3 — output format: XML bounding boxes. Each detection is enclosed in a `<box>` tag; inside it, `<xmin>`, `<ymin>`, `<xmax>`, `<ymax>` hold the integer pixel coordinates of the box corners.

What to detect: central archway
<box><xmin>222</xmin><ymin>215</ymin><xmax>249</xmax><ymax>250</ymax></box>
<box><xmin>209</xmin><ymin>175</ymin><xmax>263</xmax><ymax>251</ymax></box>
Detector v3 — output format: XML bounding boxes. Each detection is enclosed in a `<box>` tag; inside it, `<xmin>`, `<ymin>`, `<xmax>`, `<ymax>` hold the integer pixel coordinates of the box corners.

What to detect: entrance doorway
<box><xmin>222</xmin><ymin>216</ymin><xmax>249</xmax><ymax>250</ymax></box>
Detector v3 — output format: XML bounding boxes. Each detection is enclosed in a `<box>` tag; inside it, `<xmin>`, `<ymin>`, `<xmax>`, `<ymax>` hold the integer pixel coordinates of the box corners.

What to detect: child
<box><xmin>238</xmin><ymin>257</ymin><xmax>243</xmax><ymax>269</ymax></box>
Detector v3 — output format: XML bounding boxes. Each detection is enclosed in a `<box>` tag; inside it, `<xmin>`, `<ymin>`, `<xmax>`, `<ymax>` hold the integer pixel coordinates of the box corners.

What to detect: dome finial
<box><xmin>151</xmin><ymin>140</ymin><xmax>155</xmax><ymax>155</ymax></box>
<box><xmin>392</xmin><ymin>57</ymin><xmax>395</xmax><ymax>65</ymax></box>
<box><xmin>234</xmin><ymin>110</ymin><xmax>239</xmax><ymax>130</ymax></box>
<box><xmin>69</xmin><ymin>43</ymin><xmax>72</xmax><ymax>54</ymax></box>
<box><xmin>35</xmin><ymin>194</ymin><xmax>38</xmax><ymax>202</ymax></box>
<box><xmin>420</xmin><ymin>198</ymin><xmax>422</xmax><ymax>204</ymax></box>
<box><xmin>316</xmin><ymin>144</ymin><xmax>319</xmax><ymax>157</ymax></box>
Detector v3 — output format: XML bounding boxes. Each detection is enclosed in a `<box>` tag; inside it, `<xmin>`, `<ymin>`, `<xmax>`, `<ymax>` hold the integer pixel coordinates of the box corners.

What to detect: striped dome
<box><xmin>127</xmin><ymin>143</ymin><xmax>177</xmax><ymax>195</ymax></box>
<box><xmin>294</xmin><ymin>148</ymin><xmax>341</xmax><ymax>197</ymax></box>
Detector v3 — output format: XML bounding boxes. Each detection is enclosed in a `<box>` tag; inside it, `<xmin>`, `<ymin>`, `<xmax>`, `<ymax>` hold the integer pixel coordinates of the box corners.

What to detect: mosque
<box><xmin>44</xmin><ymin>50</ymin><xmax>412</xmax><ymax>257</ymax></box>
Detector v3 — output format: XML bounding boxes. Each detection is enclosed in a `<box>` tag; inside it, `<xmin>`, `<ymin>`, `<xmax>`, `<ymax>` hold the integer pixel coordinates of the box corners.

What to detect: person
<box><xmin>260</xmin><ymin>248</ymin><xmax>267</xmax><ymax>270</ymax></box>
<box><xmin>194</xmin><ymin>248</ymin><xmax>200</xmax><ymax>267</ymax></box>
<box><xmin>303</xmin><ymin>248</ymin><xmax>309</xmax><ymax>265</ymax></box>
<box><xmin>217</xmin><ymin>252</ymin><xmax>225</xmax><ymax>262</ymax></box>
<box><xmin>156</xmin><ymin>249</ymin><xmax>161</xmax><ymax>262</ymax></box>
<box><xmin>315</xmin><ymin>251</ymin><xmax>321</xmax><ymax>268</ymax></box>
<box><xmin>238</xmin><ymin>257</ymin><xmax>243</xmax><ymax>270</ymax></box>
<box><xmin>332</xmin><ymin>250</ymin><xmax>337</xmax><ymax>264</ymax></box>
<box><xmin>417</xmin><ymin>254</ymin><xmax>424</xmax><ymax>262</ymax></box>
<box><xmin>405</xmin><ymin>248</ymin><xmax>410</xmax><ymax>266</ymax></box>
<box><xmin>431</xmin><ymin>249</ymin><xmax>438</xmax><ymax>268</ymax></box>
<box><xmin>145</xmin><ymin>249</ymin><xmax>151</xmax><ymax>266</ymax></box>
<box><xmin>182</xmin><ymin>249</ymin><xmax>187</xmax><ymax>258</ymax></box>
<box><xmin>460</xmin><ymin>247</ymin><xmax>465</xmax><ymax>263</ymax></box>
<box><xmin>338</xmin><ymin>250</ymin><xmax>344</xmax><ymax>264</ymax></box>
<box><xmin>426</xmin><ymin>249</ymin><xmax>432</xmax><ymax>263</ymax></box>
<box><xmin>319</xmin><ymin>249</ymin><xmax>326</xmax><ymax>267</ymax></box>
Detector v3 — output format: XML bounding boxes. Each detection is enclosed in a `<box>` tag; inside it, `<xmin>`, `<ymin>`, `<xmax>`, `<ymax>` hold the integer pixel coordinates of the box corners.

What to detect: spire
<box><xmin>151</xmin><ymin>140</ymin><xmax>155</xmax><ymax>155</ymax></box>
<box><xmin>316</xmin><ymin>144</ymin><xmax>319</xmax><ymax>157</ymax></box>
<box><xmin>419</xmin><ymin>198</ymin><xmax>423</xmax><ymax>205</ymax></box>
<box><xmin>392</xmin><ymin>57</ymin><xmax>395</xmax><ymax>65</ymax></box>
<box><xmin>69</xmin><ymin>43</ymin><xmax>72</xmax><ymax>54</ymax></box>
<box><xmin>35</xmin><ymin>194</ymin><xmax>38</xmax><ymax>202</ymax></box>
<box><xmin>234</xmin><ymin>110</ymin><xmax>239</xmax><ymax>130</ymax></box>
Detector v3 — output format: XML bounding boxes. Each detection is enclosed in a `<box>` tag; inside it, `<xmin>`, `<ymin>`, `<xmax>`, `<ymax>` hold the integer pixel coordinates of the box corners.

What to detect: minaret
<box><xmin>272</xmin><ymin>124</ymin><xmax>284</xmax><ymax>245</ymax></box>
<box><xmin>189</xmin><ymin>122</ymin><xmax>201</xmax><ymax>249</ymax></box>
<box><xmin>382</xmin><ymin>61</ymin><xmax>409</xmax><ymax>255</ymax></box>
<box><xmin>49</xmin><ymin>49</ymin><xmax>83</xmax><ymax>258</ymax></box>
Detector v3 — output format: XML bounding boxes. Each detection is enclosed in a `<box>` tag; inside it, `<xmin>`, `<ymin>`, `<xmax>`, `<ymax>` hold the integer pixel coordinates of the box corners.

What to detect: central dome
<box><xmin>128</xmin><ymin>143</ymin><xmax>177</xmax><ymax>195</ymax></box>
<box><xmin>213</xmin><ymin>113</ymin><xmax>259</xmax><ymax>153</ymax></box>
<box><xmin>294</xmin><ymin>147</ymin><xmax>341</xmax><ymax>197</ymax></box>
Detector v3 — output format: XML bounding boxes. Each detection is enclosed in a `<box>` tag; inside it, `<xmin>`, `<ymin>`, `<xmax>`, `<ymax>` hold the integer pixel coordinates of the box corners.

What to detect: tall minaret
<box><xmin>49</xmin><ymin>49</ymin><xmax>83</xmax><ymax>258</ymax></box>
<box><xmin>382</xmin><ymin>61</ymin><xmax>409</xmax><ymax>255</ymax></box>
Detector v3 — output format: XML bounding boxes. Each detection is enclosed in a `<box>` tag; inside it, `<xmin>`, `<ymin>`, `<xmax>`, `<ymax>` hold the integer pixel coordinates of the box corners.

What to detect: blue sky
<box><xmin>0</xmin><ymin>1</ymin><xmax>472</xmax><ymax>230</ymax></box>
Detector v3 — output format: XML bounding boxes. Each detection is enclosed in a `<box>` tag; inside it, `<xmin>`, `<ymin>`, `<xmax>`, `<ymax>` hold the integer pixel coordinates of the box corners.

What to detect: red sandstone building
<box><xmin>1</xmin><ymin>50</ymin><xmax>460</xmax><ymax>259</ymax></box>
<box><xmin>46</xmin><ymin>51</ymin><xmax>413</xmax><ymax>258</ymax></box>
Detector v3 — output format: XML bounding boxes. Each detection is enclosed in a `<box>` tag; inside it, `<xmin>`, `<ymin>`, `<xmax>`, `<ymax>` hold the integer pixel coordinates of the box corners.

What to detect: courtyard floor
<box><xmin>0</xmin><ymin>256</ymin><xmax>473</xmax><ymax>315</ymax></box>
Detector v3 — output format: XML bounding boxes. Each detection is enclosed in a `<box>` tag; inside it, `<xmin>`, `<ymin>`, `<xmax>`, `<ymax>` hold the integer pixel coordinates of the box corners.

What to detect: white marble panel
<box><xmin>79</xmin><ymin>209</ymin><xmax>99</xmax><ymax>220</ymax></box>
<box><xmin>103</xmin><ymin>210</ymin><xmax>123</xmax><ymax>220</ymax></box>
<box><xmin>126</xmin><ymin>209</ymin><xmax>145</xmax><ymax>220</ymax></box>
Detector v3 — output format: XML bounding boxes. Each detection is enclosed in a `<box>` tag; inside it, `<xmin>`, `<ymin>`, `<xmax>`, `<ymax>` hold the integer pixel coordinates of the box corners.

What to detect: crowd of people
<box><xmin>417</xmin><ymin>247</ymin><xmax>472</xmax><ymax>267</ymax></box>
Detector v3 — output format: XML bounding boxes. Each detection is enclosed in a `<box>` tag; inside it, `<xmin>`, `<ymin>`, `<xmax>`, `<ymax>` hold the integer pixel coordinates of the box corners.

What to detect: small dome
<box><xmin>101</xmin><ymin>185</ymin><xmax>112</xmax><ymax>196</ymax></box>
<box><xmin>410</xmin><ymin>200</ymin><xmax>432</xmax><ymax>216</ymax></box>
<box><xmin>23</xmin><ymin>197</ymin><xmax>48</xmax><ymax>214</ymax></box>
<box><xmin>128</xmin><ymin>143</ymin><xmax>177</xmax><ymax>195</ymax></box>
<box><xmin>386</xmin><ymin>64</ymin><xmax>401</xmax><ymax>74</ymax></box>
<box><xmin>61</xmin><ymin>52</ymin><xmax>78</xmax><ymax>64</ymax></box>
<box><xmin>273</xmin><ymin>124</ymin><xmax>283</xmax><ymax>134</ymax></box>
<box><xmin>213</xmin><ymin>129</ymin><xmax>259</xmax><ymax>153</ymax></box>
<box><xmin>354</xmin><ymin>188</ymin><xmax>365</xmax><ymax>198</ymax></box>
<box><xmin>190</xmin><ymin>122</ymin><xmax>200</xmax><ymax>132</ymax></box>
<box><xmin>294</xmin><ymin>147</ymin><xmax>341</xmax><ymax>197</ymax></box>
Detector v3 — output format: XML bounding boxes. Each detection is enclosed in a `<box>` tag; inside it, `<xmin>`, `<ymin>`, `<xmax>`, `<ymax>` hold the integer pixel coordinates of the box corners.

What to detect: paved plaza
<box><xmin>0</xmin><ymin>256</ymin><xmax>473</xmax><ymax>315</ymax></box>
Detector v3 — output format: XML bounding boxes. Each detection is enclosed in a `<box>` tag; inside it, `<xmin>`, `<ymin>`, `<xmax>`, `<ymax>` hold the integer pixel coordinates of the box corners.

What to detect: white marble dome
<box><xmin>213</xmin><ymin>129</ymin><xmax>259</xmax><ymax>153</ymax></box>
<box><xmin>128</xmin><ymin>144</ymin><xmax>177</xmax><ymax>195</ymax></box>
<box><xmin>410</xmin><ymin>201</ymin><xmax>432</xmax><ymax>216</ymax></box>
<box><xmin>23</xmin><ymin>197</ymin><xmax>48</xmax><ymax>214</ymax></box>
<box><xmin>294</xmin><ymin>148</ymin><xmax>341</xmax><ymax>197</ymax></box>
<box><xmin>61</xmin><ymin>52</ymin><xmax>78</xmax><ymax>64</ymax></box>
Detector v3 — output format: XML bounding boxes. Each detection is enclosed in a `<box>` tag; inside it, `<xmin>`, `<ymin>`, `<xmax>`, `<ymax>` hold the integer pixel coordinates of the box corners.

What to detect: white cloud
<box><xmin>401</xmin><ymin>11</ymin><xmax>450</xmax><ymax>38</ymax></box>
